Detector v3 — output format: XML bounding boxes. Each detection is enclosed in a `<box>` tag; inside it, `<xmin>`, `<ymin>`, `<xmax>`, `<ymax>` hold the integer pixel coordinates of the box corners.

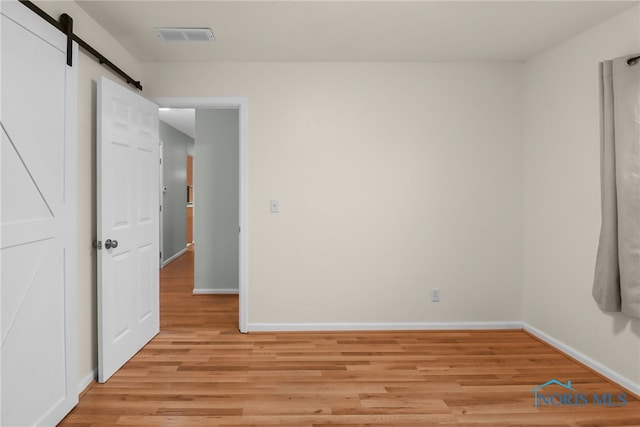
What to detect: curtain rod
<box><xmin>19</xmin><ymin>0</ymin><xmax>143</xmax><ymax>91</ymax></box>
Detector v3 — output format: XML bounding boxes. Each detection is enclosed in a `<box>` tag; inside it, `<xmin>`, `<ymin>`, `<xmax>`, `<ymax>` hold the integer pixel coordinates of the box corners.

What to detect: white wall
<box><xmin>194</xmin><ymin>109</ymin><xmax>240</xmax><ymax>292</ymax></box>
<box><xmin>159</xmin><ymin>121</ymin><xmax>191</xmax><ymax>263</ymax></box>
<box><xmin>143</xmin><ymin>62</ymin><xmax>524</xmax><ymax>327</ymax></box>
<box><xmin>34</xmin><ymin>0</ymin><xmax>143</xmax><ymax>390</ymax></box>
<box><xmin>33</xmin><ymin>0</ymin><xmax>640</xmax><ymax>397</ymax></box>
<box><xmin>523</xmin><ymin>5</ymin><xmax>640</xmax><ymax>389</ymax></box>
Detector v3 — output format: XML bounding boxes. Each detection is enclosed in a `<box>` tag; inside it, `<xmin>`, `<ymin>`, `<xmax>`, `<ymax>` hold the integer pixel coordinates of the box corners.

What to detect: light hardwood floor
<box><xmin>60</xmin><ymin>251</ymin><xmax>640</xmax><ymax>426</ymax></box>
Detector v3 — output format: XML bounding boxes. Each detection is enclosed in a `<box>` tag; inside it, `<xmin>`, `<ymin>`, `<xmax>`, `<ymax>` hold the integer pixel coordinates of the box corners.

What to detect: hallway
<box><xmin>160</xmin><ymin>249</ymin><xmax>238</xmax><ymax>332</ymax></box>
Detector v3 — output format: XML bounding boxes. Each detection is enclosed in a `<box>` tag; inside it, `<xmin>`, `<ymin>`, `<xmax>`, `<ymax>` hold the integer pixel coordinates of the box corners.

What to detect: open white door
<box><xmin>97</xmin><ymin>76</ymin><xmax>160</xmax><ymax>383</ymax></box>
<box><xmin>1</xmin><ymin>0</ymin><xmax>78</xmax><ymax>424</ymax></box>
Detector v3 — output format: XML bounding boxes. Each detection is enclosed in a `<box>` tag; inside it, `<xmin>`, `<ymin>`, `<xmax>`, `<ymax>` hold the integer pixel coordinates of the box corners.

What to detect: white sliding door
<box><xmin>1</xmin><ymin>0</ymin><xmax>78</xmax><ymax>425</ymax></box>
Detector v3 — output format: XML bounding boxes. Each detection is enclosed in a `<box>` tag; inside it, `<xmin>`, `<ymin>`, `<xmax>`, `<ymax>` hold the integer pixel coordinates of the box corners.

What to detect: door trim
<box><xmin>159</xmin><ymin>140</ymin><xmax>164</xmax><ymax>267</ymax></box>
<box><xmin>152</xmin><ymin>97</ymin><xmax>249</xmax><ymax>333</ymax></box>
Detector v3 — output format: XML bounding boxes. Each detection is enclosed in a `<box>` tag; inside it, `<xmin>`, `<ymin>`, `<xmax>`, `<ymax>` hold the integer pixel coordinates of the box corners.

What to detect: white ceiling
<box><xmin>160</xmin><ymin>109</ymin><xmax>195</xmax><ymax>138</ymax></box>
<box><xmin>76</xmin><ymin>1</ymin><xmax>637</xmax><ymax>63</ymax></box>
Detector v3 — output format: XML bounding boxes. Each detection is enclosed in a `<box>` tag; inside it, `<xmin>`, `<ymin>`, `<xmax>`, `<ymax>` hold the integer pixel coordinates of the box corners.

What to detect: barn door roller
<box><xmin>18</xmin><ymin>0</ymin><xmax>143</xmax><ymax>90</ymax></box>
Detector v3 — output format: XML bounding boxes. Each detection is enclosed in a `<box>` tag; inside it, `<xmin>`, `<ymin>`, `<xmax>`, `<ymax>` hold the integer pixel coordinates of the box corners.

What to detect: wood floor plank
<box><xmin>59</xmin><ymin>250</ymin><xmax>640</xmax><ymax>426</ymax></box>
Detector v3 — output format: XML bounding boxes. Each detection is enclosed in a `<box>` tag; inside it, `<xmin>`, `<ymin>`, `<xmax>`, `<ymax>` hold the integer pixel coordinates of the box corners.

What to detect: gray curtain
<box><xmin>593</xmin><ymin>54</ymin><xmax>640</xmax><ymax>319</ymax></box>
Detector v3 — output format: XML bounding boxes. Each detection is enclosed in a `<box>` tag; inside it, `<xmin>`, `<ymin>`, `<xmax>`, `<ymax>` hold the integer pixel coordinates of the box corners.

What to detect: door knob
<box><xmin>105</xmin><ymin>239</ymin><xmax>118</xmax><ymax>249</ymax></box>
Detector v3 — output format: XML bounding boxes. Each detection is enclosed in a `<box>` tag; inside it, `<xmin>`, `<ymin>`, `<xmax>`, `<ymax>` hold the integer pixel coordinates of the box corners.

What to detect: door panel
<box><xmin>137</xmin><ymin>148</ymin><xmax>155</xmax><ymax>221</ymax></box>
<box><xmin>138</xmin><ymin>244</ymin><xmax>154</xmax><ymax>319</ymax></box>
<box><xmin>1</xmin><ymin>0</ymin><xmax>78</xmax><ymax>425</ymax></box>
<box><xmin>97</xmin><ymin>76</ymin><xmax>159</xmax><ymax>383</ymax></box>
<box><xmin>112</xmin><ymin>252</ymin><xmax>132</xmax><ymax>340</ymax></box>
<box><xmin>1</xmin><ymin>135</ymin><xmax>53</xmax><ymax>222</ymax></box>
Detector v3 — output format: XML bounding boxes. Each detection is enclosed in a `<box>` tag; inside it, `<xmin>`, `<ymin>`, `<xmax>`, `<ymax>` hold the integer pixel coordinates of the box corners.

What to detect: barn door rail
<box><xmin>19</xmin><ymin>0</ymin><xmax>143</xmax><ymax>91</ymax></box>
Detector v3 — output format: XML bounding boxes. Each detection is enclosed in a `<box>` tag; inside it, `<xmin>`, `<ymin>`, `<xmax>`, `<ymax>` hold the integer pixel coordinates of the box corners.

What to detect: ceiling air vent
<box><xmin>155</xmin><ymin>27</ymin><xmax>215</xmax><ymax>42</ymax></box>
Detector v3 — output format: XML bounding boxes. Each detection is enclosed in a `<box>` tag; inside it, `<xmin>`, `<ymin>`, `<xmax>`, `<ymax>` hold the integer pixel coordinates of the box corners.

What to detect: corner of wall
<box><xmin>521</xmin><ymin>3</ymin><xmax>640</xmax><ymax>390</ymax></box>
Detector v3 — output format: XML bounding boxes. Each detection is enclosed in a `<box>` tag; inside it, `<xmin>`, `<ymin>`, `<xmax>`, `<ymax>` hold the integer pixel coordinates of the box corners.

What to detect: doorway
<box><xmin>154</xmin><ymin>97</ymin><xmax>248</xmax><ymax>333</ymax></box>
<box><xmin>158</xmin><ymin>108</ymin><xmax>195</xmax><ymax>267</ymax></box>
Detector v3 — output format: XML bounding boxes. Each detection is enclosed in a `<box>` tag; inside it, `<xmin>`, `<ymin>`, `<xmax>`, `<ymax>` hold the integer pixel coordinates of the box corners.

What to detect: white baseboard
<box><xmin>247</xmin><ymin>321</ymin><xmax>523</xmax><ymax>332</ymax></box>
<box><xmin>162</xmin><ymin>247</ymin><xmax>188</xmax><ymax>268</ymax></box>
<box><xmin>193</xmin><ymin>288</ymin><xmax>239</xmax><ymax>295</ymax></box>
<box><xmin>78</xmin><ymin>368</ymin><xmax>96</xmax><ymax>395</ymax></box>
<box><xmin>523</xmin><ymin>323</ymin><xmax>640</xmax><ymax>396</ymax></box>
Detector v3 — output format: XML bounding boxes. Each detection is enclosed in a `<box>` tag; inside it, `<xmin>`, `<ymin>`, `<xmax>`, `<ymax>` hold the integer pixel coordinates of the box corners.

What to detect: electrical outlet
<box><xmin>431</xmin><ymin>288</ymin><xmax>440</xmax><ymax>303</ymax></box>
<box><xmin>270</xmin><ymin>199</ymin><xmax>280</xmax><ymax>213</ymax></box>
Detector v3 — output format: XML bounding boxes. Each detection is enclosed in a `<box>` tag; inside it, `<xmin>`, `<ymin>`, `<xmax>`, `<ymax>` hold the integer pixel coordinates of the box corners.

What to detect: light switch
<box><xmin>270</xmin><ymin>199</ymin><xmax>280</xmax><ymax>213</ymax></box>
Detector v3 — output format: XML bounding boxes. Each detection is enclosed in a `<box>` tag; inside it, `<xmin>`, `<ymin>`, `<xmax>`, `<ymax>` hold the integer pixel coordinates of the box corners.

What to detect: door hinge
<box><xmin>159</xmin><ymin>205</ymin><xmax>162</xmax><ymax>212</ymax></box>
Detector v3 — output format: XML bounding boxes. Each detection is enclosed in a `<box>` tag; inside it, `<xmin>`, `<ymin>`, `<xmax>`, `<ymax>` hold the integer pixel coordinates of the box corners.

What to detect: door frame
<box><xmin>152</xmin><ymin>97</ymin><xmax>248</xmax><ymax>333</ymax></box>
<box><xmin>159</xmin><ymin>140</ymin><xmax>164</xmax><ymax>267</ymax></box>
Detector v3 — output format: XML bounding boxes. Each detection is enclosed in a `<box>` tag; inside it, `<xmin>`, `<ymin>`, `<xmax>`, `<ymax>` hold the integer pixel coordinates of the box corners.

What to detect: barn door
<box><xmin>97</xmin><ymin>76</ymin><xmax>160</xmax><ymax>383</ymax></box>
<box><xmin>1</xmin><ymin>0</ymin><xmax>78</xmax><ymax>425</ymax></box>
